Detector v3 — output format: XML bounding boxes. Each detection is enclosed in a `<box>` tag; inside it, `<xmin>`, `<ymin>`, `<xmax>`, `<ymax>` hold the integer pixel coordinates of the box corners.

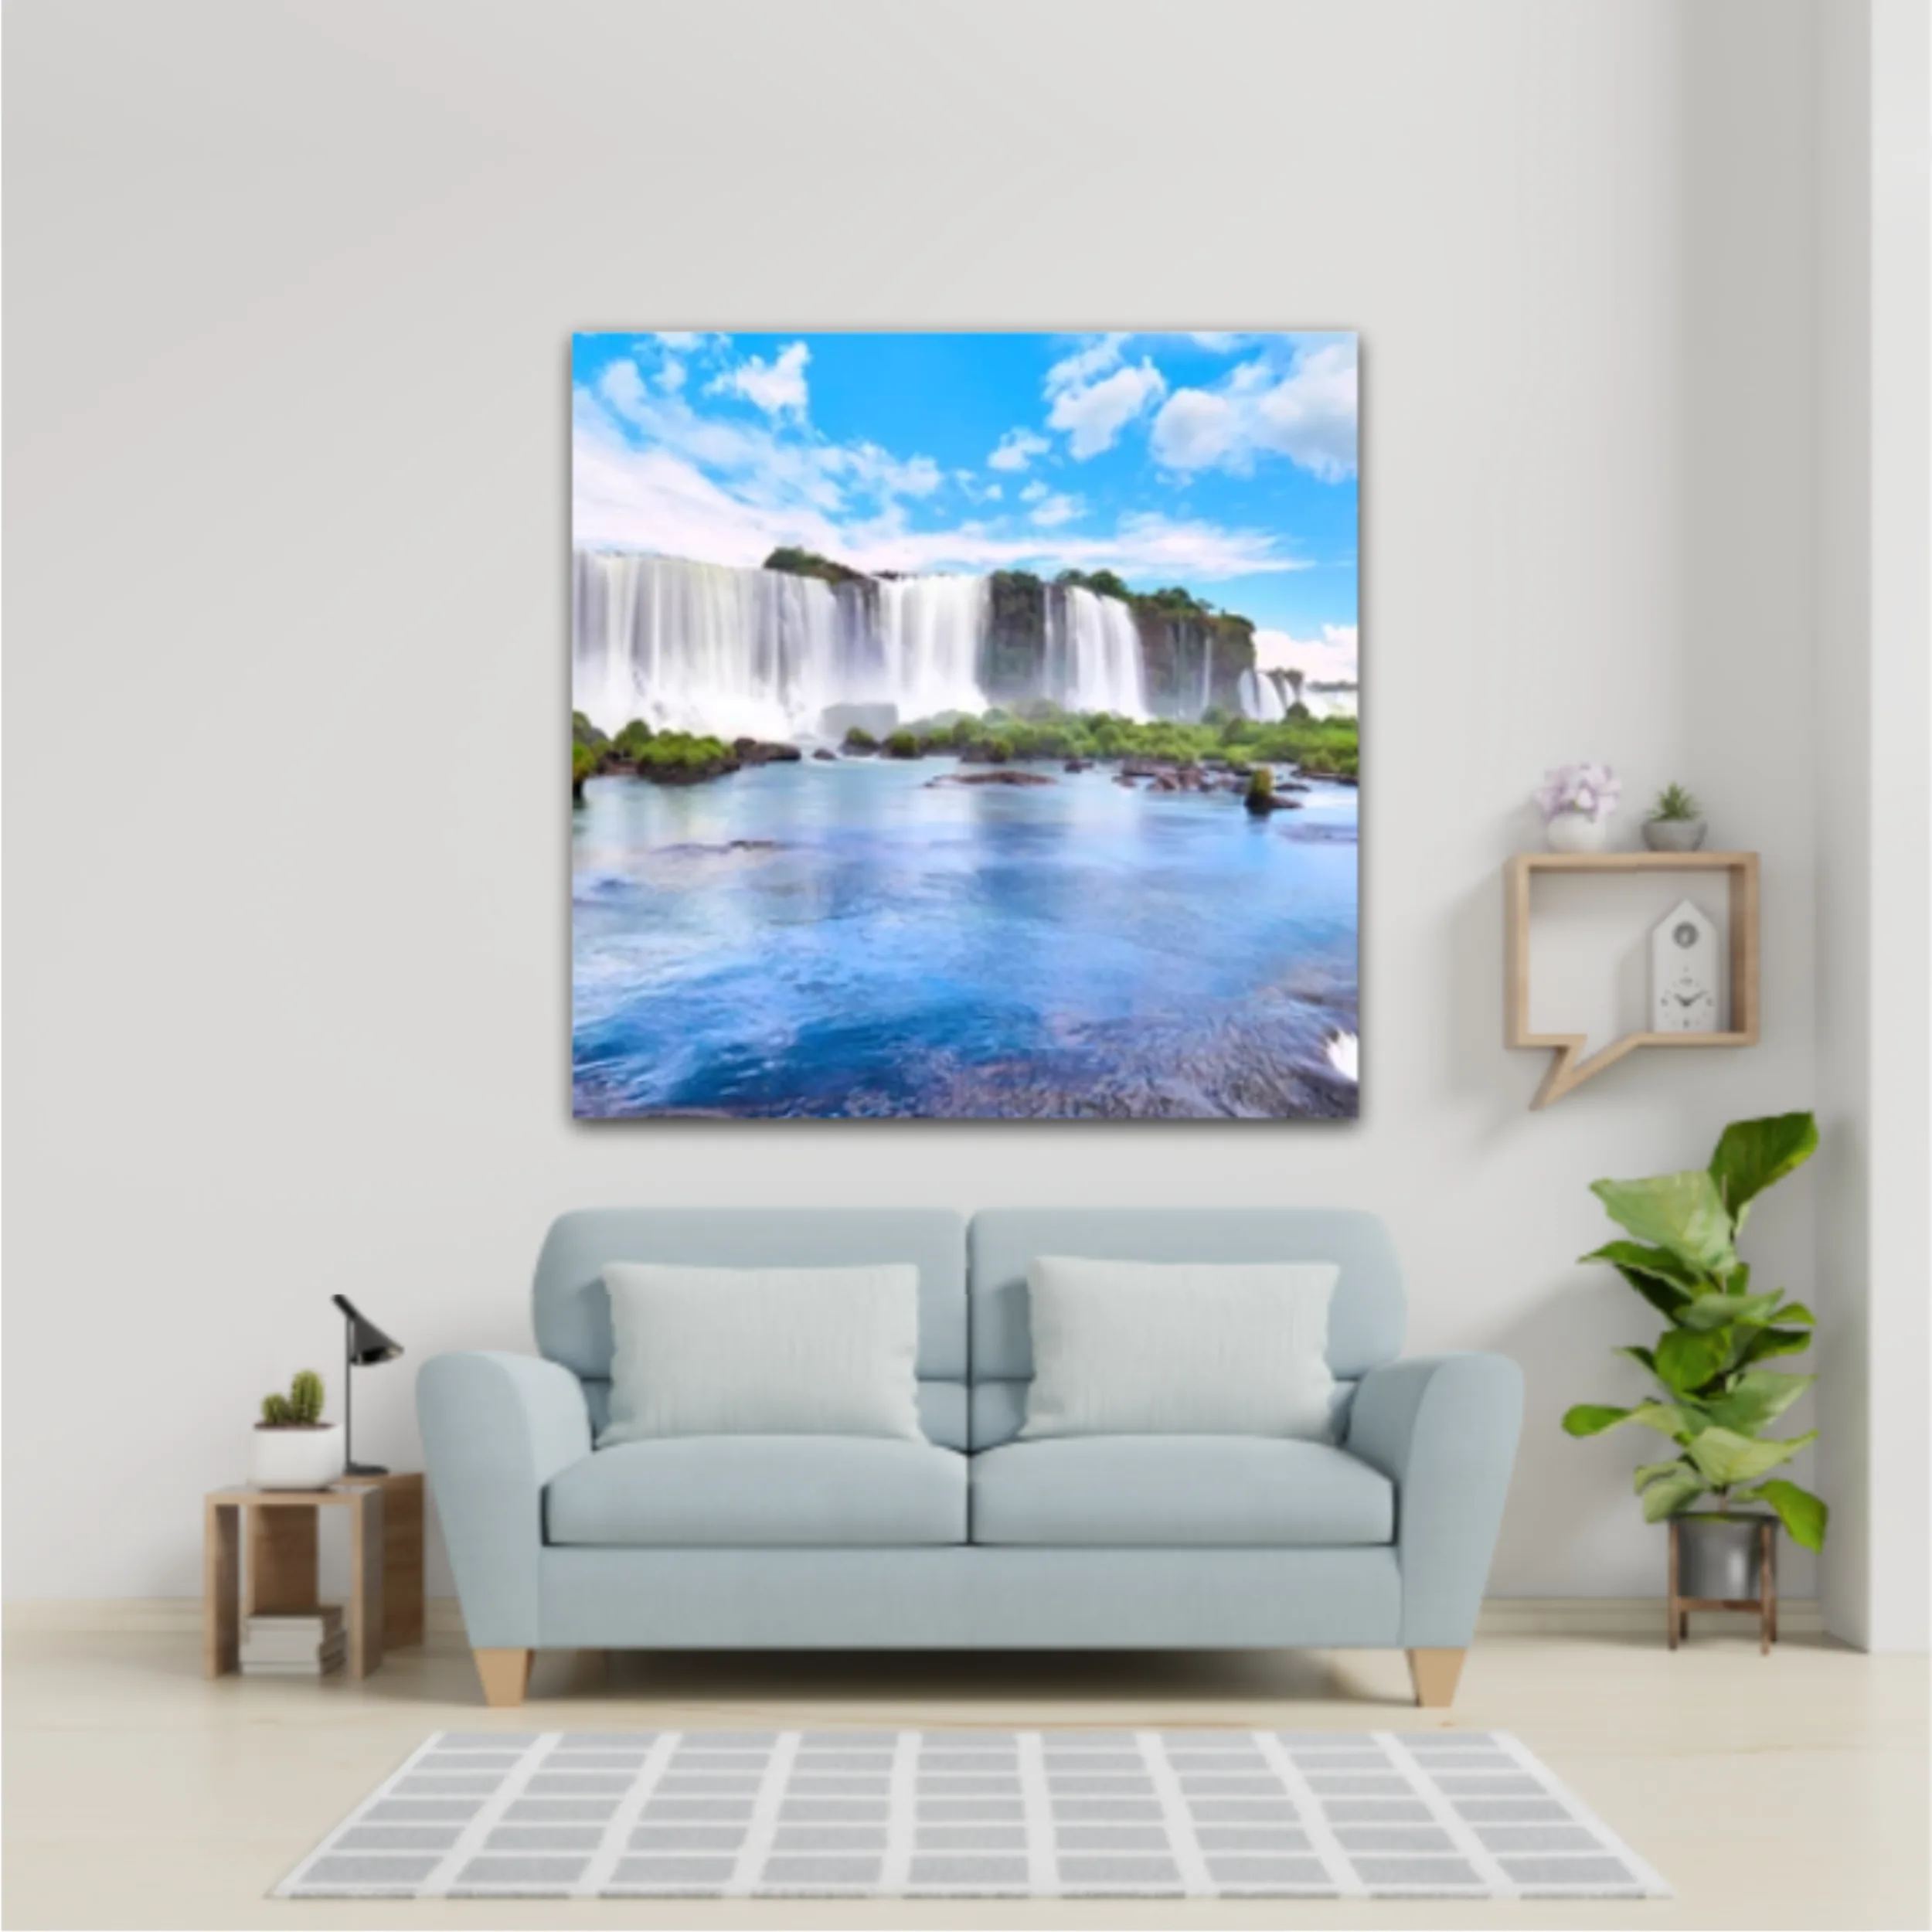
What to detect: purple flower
<box><xmin>1536</xmin><ymin>762</ymin><xmax>1621</xmax><ymax>822</ymax></box>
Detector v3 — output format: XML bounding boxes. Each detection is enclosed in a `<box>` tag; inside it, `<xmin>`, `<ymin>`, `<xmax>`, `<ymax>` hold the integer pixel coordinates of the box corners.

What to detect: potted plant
<box><xmin>1643</xmin><ymin>782</ymin><xmax>1708</xmax><ymax>852</ymax></box>
<box><xmin>1534</xmin><ymin>763</ymin><xmax>1621</xmax><ymax>852</ymax></box>
<box><xmin>1562</xmin><ymin>1111</ymin><xmax>1828</xmax><ymax>1607</ymax></box>
<box><xmin>251</xmin><ymin>1369</ymin><xmax>344</xmax><ymax>1490</ymax></box>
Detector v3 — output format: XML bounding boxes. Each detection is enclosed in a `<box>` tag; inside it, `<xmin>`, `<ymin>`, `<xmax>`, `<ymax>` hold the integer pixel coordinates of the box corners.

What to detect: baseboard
<box><xmin>7</xmin><ymin>1595</ymin><xmax>1825</xmax><ymax>1638</ymax></box>
<box><xmin>1478</xmin><ymin>1596</ymin><xmax>1824</xmax><ymax>1637</ymax></box>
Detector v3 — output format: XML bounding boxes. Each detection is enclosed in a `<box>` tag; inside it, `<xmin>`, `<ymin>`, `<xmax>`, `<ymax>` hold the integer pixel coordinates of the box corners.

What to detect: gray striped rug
<box><xmin>277</xmin><ymin>1727</ymin><xmax>1668</xmax><ymax>1900</ymax></box>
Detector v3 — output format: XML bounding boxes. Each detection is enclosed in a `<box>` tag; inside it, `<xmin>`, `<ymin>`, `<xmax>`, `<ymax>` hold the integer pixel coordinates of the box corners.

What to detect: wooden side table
<box><xmin>202</xmin><ymin>1472</ymin><xmax>424</xmax><ymax>1679</ymax></box>
<box><xmin>1667</xmin><ymin>1515</ymin><xmax>1777</xmax><ymax>1654</ymax></box>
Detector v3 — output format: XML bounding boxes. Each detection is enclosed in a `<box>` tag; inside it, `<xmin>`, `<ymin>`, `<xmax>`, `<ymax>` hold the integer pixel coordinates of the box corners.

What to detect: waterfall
<box><xmin>874</xmin><ymin>575</ymin><xmax>993</xmax><ymax>724</ymax></box>
<box><xmin>1238</xmin><ymin>668</ymin><xmax>1287</xmax><ymax>722</ymax></box>
<box><xmin>573</xmin><ymin>552</ymin><xmax>870</xmax><ymax>740</ymax></box>
<box><xmin>1199</xmin><ymin>634</ymin><xmax>1215</xmax><ymax>715</ymax></box>
<box><xmin>574</xmin><ymin>550</ymin><xmax>1168</xmax><ymax>736</ymax></box>
<box><xmin>1045</xmin><ymin>585</ymin><xmax>1148</xmax><ymax>719</ymax></box>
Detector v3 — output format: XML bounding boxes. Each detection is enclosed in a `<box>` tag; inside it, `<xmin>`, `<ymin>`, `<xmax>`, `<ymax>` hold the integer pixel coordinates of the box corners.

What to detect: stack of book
<box><xmin>240</xmin><ymin>1608</ymin><xmax>345</xmax><ymax>1676</ymax></box>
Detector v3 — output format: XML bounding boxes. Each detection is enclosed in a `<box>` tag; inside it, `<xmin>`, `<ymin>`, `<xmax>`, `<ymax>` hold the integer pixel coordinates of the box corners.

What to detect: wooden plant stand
<box><xmin>1667</xmin><ymin>1515</ymin><xmax>1777</xmax><ymax>1654</ymax></box>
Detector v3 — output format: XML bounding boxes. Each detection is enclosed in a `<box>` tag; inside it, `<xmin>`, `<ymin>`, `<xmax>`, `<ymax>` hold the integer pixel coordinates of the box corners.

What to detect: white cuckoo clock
<box><xmin>1651</xmin><ymin>898</ymin><xmax>1720</xmax><ymax>1033</ymax></box>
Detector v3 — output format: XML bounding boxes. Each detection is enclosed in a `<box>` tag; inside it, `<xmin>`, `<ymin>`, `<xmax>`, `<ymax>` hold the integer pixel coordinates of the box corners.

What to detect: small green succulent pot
<box><xmin>1642</xmin><ymin>816</ymin><xmax>1708</xmax><ymax>852</ymax></box>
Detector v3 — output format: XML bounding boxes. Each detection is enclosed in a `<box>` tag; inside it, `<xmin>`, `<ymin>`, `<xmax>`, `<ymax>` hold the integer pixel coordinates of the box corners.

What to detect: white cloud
<box><xmin>1028</xmin><ymin>492</ymin><xmax>1083</xmax><ymax>529</ymax></box>
<box><xmin>1189</xmin><ymin>332</ymin><xmax>1249</xmax><ymax>352</ymax></box>
<box><xmin>1151</xmin><ymin>340</ymin><xmax>1357</xmax><ymax>481</ymax></box>
<box><xmin>1146</xmin><ymin>388</ymin><xmax>1238</xmax><ymax>469</ymax></box>
<box><xmin>987</xmin><ymin>427</ymin><xmax>1049</xmax><ymax>471</ymax></box>
<box><xmin>575</xmin><ymin>389</ymin><xmax>1305</xmax><ymax>588</ymax></box>
<box><xmin>983</xmin><ymin>483</ymin><xmax>1002</xmax><ymax>501</ymax></box>
<box><xmin>658</xmin><ymin>358</ymin><xmax>687</xmax><ymax>393</ymax></box>
<box><xmin>1254</xmin><ymin>624</ymin><xmax>1358</xmax><ymax>684</ymax></box>
<box><xmin>707</xmin><ymin>340</ymin><xmax>811</xmax><ymax>419</ymax></box>
<box><xmin>652</xmin><ymin>331</ymin><xmax>709</xmax><ymax>350</ymax></box>
<box><xmin>1019</xmin><ymin>479</ymin><xmax>1049</xmax><ymax>503</ymax></box>
<box><xmin>592</xmin><ymin>364</ymin><xmax>847</xmax><ymax>515</ymax></box>
<box><xmin>1045</xmin><ymin>333</ymin><xmax>1129</xmax><ymax>393</ymax></box>
<box><xmin>831</xmin><ymin>443</ymin><xmax>944</xmax><ymax>498</ymax></box>
<box><xmin>1047</xmin><ymin>359</ymin><xmax>1168</xmax><ymax>460</ymax></box>
<box><xmin>573</xmin><ymin>400</ymin><xmax>842</xmax><ymax>564</ymax></box>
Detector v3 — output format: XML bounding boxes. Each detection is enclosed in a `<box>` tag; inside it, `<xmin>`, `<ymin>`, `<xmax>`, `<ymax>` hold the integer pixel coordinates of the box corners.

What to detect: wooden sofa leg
<box><xmin>1406</xmin><ymin>1648</ymin><xmax>1465</xmax><ymax>1709</ymax></box>
<box><xmin>474</xmin><ymin>1648</ymin><xmax>532</xmax><ymax>1708</ymax></box>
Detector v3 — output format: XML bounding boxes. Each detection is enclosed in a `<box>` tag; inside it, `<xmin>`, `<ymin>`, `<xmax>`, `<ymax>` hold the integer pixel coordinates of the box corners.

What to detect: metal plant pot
<box><xmin>1677</xmin><ymin>1512</ymin><xmax>1766</xmax><ymax>1600</ymax></box>
<box><xmin>1642</xmin><ymin>817</ymin><xmax>1708</xmax><ymax>851</ymax></box>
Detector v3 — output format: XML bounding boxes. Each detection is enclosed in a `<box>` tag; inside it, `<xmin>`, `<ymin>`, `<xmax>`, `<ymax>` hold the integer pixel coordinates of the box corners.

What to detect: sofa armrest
<box><xmin>417</xmin><ymin>1352</ymin><xmax>590</xmax><ymax>1648</ymax></box>
<box><xmin>1348</xmin><ymin>1352</ymin><xmax>1523</xmax><ymax>1646</ymax></box>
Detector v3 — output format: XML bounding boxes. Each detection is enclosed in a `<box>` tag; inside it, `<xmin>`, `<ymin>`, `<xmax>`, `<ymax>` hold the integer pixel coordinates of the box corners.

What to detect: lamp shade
<box><xmin>332</xmin><ymin>1294</ymin><xmax>403</xmax><ymax>1366</ymax></box>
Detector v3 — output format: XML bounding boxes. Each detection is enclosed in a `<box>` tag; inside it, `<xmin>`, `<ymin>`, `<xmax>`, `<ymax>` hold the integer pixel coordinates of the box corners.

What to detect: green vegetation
<box><xmin>1562</xmin><ymin>1112</ymin><xmax>1828</xmax><ymax>1552</ymax></box>
<box><xmin>633</xmin><ymin>732</ymin><xmax>736</xmax><ymax>782</ymax></box>
<box><xmin>260</xmin><ymin>1369</ymin><xmax>325</xmax><ymax>1427</ymax></box>
<box><xmin>886</xmin><ymin>702</ymin><xmax>1357</xmax><ymax>778</ymax></box>
<box><xmin>571</xmin><ymin>699</ymin><xmax>1356</xmax><ymax>794</ymax></box>
<box><xmin>1244</xmin><ymin>767</ymin><xmax>1275</xmax><ymax>814</ymax></box>
<box><xmin>1650</xmin><ymin>782</ymin><xmax>1702</xmax><ymax>822</ymax></box>
<box><xmin>763</xmin><ymin>546</ymin><xmax>869</xmax><ymax>588</ymax></box>
<box><xmin>611</xmin><ymin>719</ymin><xmax>655</xmax><ymax>761</ymax></box>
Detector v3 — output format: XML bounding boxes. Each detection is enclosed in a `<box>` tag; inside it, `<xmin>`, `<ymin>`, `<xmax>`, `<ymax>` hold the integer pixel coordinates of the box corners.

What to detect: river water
<box><xmin>571</xmin><ymin>757</ymin><xmax>1358</xmax><ymax>1119</ymax></box>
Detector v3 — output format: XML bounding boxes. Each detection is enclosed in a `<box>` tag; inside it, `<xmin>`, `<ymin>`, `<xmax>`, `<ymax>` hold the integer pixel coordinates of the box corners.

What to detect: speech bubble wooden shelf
<box><xmin>1505</xmin><ymin>851</ymin><xmax>1760</xmax><ymax>1108</ymax></box>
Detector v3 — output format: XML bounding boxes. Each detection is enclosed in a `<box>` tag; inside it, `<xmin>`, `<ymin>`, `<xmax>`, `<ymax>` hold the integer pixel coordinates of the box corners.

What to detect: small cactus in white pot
<box><xmin>250</xmin><ymin>1370</ymin><xmax>344</xmax><ymax>1489</ymax></box>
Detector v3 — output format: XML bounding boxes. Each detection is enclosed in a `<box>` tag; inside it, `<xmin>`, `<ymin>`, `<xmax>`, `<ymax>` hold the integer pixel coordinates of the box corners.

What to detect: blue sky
<box><xmin>573</xmin><ymin>331</ymin><xmax>1358</xmax><ymax>681</ymax></box>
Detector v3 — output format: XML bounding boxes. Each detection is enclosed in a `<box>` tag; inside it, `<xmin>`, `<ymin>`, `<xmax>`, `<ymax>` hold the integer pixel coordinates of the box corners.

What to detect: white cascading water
<box><xmin>574</xmin><ymin>551</ymin><xmax>1182</xmax><ymax>737</ymax></box>
<box><xmin>1044</xmin><ymin>584</ymin><xmax>1149</xmax><ymax>719</ymax></box>
<box><xmin>1238</xmin><ymin>668</ymin><xmax>1286</xmax><ymax>721</ymax></box>
<box><xmin>874</xmin><ymin>574</ymin><xmax>995</xmax><ymax>725</ymax></box>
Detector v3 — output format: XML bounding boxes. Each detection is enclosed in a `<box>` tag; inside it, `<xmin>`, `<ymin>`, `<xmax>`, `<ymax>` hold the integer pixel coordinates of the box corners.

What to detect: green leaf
<box><xmin>1685</xmin><ymin>1427</ymin><xmax>1816</xmax><ymax>1488</ymax></box>
<box><xmin>1700</xmin><ymin>1370</ymin><xmax>1812</xmax><ymax>1433</ymax></box>
<box><xmin>1639</xmin><ymin>1463</ymin><xmax>1709</xmax><ymax>1521</ymax></box>
<box><xmin>1629</xmin><ymin>1400</ymin><xmax>1709</xmax><ymax>1440</ymax></box>
<box><xmin>1579</xmin><ymin>1241</ymin><xmax>1697</xmax><ymax>1317</ymax></box>
<box><xmin>1709</xmin><ymin>1112</ymin><xmax>1818</xmax><ymax>1230</ymax></box>
<box><xmin>1655</xmin><ymin>1328</ymin><xmax>1727</xmax><ymax>1395</ymax></box>
<box><xmin>1580</xmin><ymin>1240</ymin><xmax>1701</xmax><ymax>1291</ymax></box>
<box><xmin>1590</xmin><ymin>1170</ymin><xmax>1739</xmax><ymax>1277</ymax></box>
<box><xmin>1774</xmin><ymin>1301</ymin><xmax>1815</xmax><ymax>1326</ymax></box>
<box><xmin>1676</xmin><ymin>1290</ymin><xmax>1785</xmax><ymax>1332</ymax></box>
<box><xmin>1735</xmin><ymin>1325</ymin><xmax>1815</xmax><ymax>1367</ymax></box>
<box><xmin>1741</xmin><ymin>1478</ymin><xmax>1829</xmax><ymax>1552</ymax></box>
<box><xmin>1632</xmin><ymin>1458</ymin><xmax>1682</xmax><ymax>1494</ymax></box>
<box><xmin>1561</xmin><ymin>1403</ymin><xmax>1632</xmax><ymax>1437</ymax></box>
<box><xmin>1618</xmin><ymin>1345</ymin><xmax>1658</xmax><ymax>1375</ymax></box>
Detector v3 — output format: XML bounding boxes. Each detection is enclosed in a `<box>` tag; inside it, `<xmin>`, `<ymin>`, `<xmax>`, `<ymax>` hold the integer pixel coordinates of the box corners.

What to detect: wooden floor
<box><xmin>2</xmin><ymin>1615</ymin><xmax>1924</xmax><ymax>1930</ymax></box>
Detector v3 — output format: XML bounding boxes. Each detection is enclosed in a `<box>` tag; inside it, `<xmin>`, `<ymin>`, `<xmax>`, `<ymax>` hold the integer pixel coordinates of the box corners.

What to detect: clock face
<box><xmin>1658</xmin><ymin>971</ymin><xmax>1715</xmax><ymax>1032</ymax></box>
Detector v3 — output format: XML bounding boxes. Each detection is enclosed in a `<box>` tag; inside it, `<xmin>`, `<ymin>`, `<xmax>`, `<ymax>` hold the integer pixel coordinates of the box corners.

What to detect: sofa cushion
<box><xmin>545</xmin><ymin>1436</ymin><xmax>968</xmax><ymax>1547</ymax></box>
<box><xmin>969</xmin><ymin>1436</ymin><xmax>1394</xmax><ymax>1546</ymax></box>
<box><xmin>599</xmin><ymin>1262</ymin><xmax>923</xmax><ymax>1446</ymax></box>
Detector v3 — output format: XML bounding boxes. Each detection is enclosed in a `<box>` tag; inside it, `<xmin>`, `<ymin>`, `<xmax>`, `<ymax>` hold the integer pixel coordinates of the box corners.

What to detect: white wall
<box><xmin>4</xmin><ymin>0</ymin><xmax>1834</xmax><ymax>1604</ymax></box>
<box><xmin>1812</xmin><ymin>0</ymin><xmax>1932</xmax><ymax>1652</ymax></box>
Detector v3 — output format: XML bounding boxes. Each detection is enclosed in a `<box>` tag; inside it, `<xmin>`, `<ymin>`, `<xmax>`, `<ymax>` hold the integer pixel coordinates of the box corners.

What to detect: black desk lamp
<box><xmin>332</xmin><ymin>1294</ymin><xmax>403</xmax><ymax>1475</ymax></box>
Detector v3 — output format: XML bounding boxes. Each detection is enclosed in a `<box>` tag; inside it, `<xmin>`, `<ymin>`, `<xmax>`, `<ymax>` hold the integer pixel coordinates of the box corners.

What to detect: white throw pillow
<box><xmin>1019</xmin><ymin>1255</ymin><xmax>1340</xmax><ymax>1440</ymax></box>
<box><xmin>599</xmin><ymin>1262</ymin><xmax>924</xmax><ymax>1445</ymax></box>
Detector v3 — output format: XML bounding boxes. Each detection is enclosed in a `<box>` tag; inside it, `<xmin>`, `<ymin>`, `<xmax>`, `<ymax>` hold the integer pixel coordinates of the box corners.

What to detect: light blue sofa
<box><xmin>419</xmin><ymin>1209</ymin><xmax>1521</xmax><ymax>1709</ymax></box>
